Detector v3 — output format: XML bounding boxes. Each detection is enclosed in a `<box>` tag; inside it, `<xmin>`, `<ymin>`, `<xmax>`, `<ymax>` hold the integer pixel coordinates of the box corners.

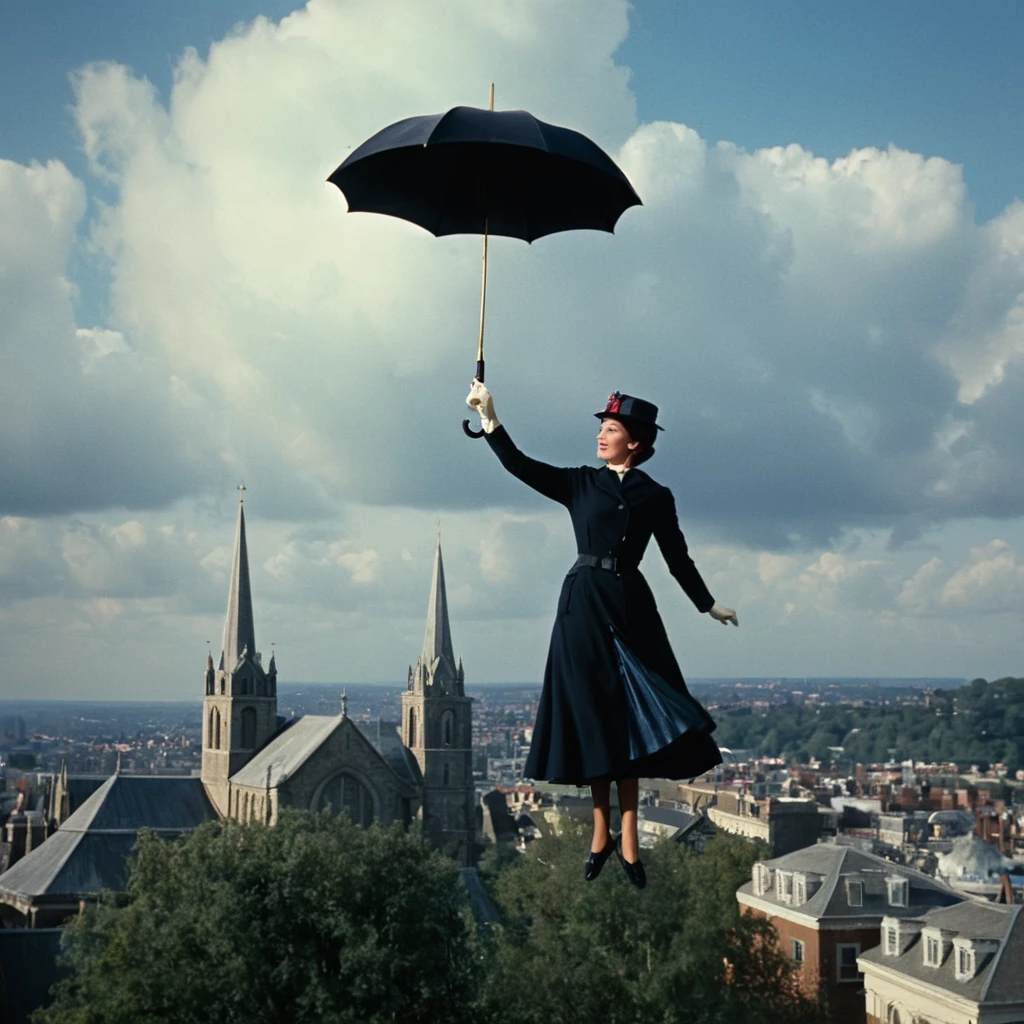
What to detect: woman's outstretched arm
<box><xmin>467</xmin><ymin>380</ymin><xmax>575</xmax><ymax>506</ymax></box>
<box><xmin>653</xmin><ymin>490</ymin><xmax>737</xmax><ymax>625</ymax></box>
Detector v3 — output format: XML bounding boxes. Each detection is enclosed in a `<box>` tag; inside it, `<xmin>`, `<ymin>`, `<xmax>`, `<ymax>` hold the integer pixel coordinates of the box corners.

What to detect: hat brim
<box><xmin>594</xmin><ymin>411</ymin><xmax>664</xmax><ymax>431</ymax></box>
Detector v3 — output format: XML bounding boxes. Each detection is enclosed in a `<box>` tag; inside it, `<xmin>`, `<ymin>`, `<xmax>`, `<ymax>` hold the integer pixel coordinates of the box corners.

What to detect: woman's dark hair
<box><xmin>620</xmin><ymin>418</ymin><xmax>657</xmax><ymax>466</ymax></box>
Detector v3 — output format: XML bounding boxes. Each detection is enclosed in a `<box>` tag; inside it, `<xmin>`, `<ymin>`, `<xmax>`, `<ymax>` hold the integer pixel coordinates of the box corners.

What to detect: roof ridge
<box><xmin>0</xmin><ymin>824</ymin><xmax>87</xmax><ymax>899</ymax></box>
<box><xmin>977</xmin><ymin>903</ymin><xmax>1021</xmax><ymax>1003</ymax></box>
<box><xmin>60</xmin><ymin>773</ymin><xmax>117</xmax><ymax>833</ymax></box>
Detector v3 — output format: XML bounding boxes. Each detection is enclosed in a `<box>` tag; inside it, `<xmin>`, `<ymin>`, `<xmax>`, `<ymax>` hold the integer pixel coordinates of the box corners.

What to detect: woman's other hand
<box><xmin>709</xmin><ymin>603</ymin><xmax>738</xmax><ymax>627</ymax></box>
<box><xmin>466</xmin><ymin>378</ymin><xmax>500</xmax><ymax>434</ymax></box>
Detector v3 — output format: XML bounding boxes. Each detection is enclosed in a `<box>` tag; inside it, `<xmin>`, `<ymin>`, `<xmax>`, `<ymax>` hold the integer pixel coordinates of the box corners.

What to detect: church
<box><xmin>0</xmin><ymin>494</ymin><xmax>478</xmax><ymax>928</ymax></box>
<box><xmin>206</xmin><ymin>493</ymin><xmax>477</xmax><ymax>866</ymax></box>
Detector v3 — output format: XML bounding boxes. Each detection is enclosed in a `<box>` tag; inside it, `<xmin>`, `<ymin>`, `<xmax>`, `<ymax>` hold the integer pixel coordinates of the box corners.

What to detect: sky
<box><xmin>2</xmin><ymin>0</ymin><xmax>1024</xmax><ymax>699</ymax></box>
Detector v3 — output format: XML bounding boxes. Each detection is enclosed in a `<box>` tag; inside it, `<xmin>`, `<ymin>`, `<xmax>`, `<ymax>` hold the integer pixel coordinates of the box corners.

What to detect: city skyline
<box><xmin>2</xmin><ymin>1</ymin><xmax>1024</xmax><ymax>698</ymax></box>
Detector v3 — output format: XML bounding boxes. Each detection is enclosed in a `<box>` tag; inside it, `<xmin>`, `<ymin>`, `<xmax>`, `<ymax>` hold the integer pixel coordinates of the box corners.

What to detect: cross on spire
<box><xmin>238</xmin><ymin>482</ymin><xmax>246</xmax><ymax>503</ymax></box>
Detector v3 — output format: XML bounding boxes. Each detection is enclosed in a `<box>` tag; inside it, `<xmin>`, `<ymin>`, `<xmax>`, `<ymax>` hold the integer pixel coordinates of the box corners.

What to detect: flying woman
<box><xmin>467</xmin><ymin>381</ymin><xmax>738</xmax><ymax>889</ymax></box>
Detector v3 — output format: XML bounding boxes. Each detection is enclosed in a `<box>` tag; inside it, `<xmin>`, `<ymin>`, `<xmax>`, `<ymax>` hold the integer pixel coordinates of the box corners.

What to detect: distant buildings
<box><xmin>0</xmin><ymin>494</ymin><xmax>479</xmax><ymax>932</ymax></box>
<box><xmin>677</xmin><ymin>779</ymin><xmax>825</xmax><ymax>857</ymax></box>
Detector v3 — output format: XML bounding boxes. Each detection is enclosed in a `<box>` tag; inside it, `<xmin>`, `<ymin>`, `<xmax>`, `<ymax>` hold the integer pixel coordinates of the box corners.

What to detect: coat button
<box><xmin>617</xmin><ymin>503</ymin><xmax>624</xmax><ymax>509</ymax></box>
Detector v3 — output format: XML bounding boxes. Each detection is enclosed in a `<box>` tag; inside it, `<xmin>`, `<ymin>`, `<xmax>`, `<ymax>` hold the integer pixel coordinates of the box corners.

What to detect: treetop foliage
<box><xmin>713</xmin><ymin>676</ymin><xmax>1024</xmax><ymax>772</ymax></box>
<box><xmin>37</xmin><ymin>811</ymin><xmax>828</xmax><ymax>1024</ymax></box>
<box><xmin>36</xmin><ymin>811</ymin><xmax>477</xmax><ymax>1024</ymax></box>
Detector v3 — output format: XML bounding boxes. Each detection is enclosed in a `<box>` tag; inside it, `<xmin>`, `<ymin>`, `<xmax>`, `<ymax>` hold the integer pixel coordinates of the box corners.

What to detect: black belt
<box><xmin>574</xmin><ymin>554</ymin><xmax>619</xmax><ymax>572</ymax></box>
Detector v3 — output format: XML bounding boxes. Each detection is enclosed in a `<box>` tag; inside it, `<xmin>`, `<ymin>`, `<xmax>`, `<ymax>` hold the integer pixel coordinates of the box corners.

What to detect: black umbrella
<box><xmin>328</xmin><ymin>86</ymin><xmax>641</xmax><ymax>436</ymax></box>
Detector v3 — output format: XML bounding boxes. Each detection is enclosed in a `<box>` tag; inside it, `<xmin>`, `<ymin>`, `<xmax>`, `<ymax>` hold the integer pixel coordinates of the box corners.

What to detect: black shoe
<box><xmin>584</xmin><ymin>833</ymin><xmax>617</xmax><ymax>881</ymax></box>
<box><xmin>615</xmin><ymin>835</ymin><xmax>647</xmax><ymax>889</ymax></box>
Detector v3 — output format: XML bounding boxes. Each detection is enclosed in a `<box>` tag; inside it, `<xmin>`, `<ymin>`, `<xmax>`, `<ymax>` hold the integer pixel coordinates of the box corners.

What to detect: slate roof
<box><xmin>459</xmin><ymin>867</ymin><xmax>500</xmax><ymax>926</ymax></box>
<box><xmin>737</xmin><ymin>843</ymin><xmax>963</xmax><ymax>920</ymax></box>
<box><xmin>860</xmin><ymin>902</ymin><xmax>1024</xmax><ymax>1006</ymax></box>
<box><xmin>229</xmin><ymin>715</ymin><xmax>341</xmax><ymax>788</ymax></box>
<box><xmin>0</xmin><ymin>776</ymin><xmax>216</xmax><ymax>907</ymax></box>
<box><xmin>642</xmin><ymin>806</ymin><xmax>699</xmax><ymax>829</ymax></box>
<box><xmin>355</xmin><ymin>719</ymin><xmax>423</xmax><ymax>788</ymax></box>
<box><xmin>0</xmin><ymin>928</ymin><xmax>68</xmax><ymax>1024</ymax></box>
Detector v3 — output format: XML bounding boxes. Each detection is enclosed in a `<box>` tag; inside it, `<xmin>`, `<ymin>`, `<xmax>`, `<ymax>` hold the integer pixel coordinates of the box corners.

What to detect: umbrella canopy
<box><xmin>328</xmin><ymin>105</ymin><xmax>641</xmax><ymax>242</ymax></box>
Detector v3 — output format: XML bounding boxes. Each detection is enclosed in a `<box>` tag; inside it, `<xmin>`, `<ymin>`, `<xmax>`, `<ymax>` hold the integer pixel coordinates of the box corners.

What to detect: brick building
<box><xmin>737</xmin><ymin>844</ymin><xmax>964</xmax><ymax>1024</ymax></box>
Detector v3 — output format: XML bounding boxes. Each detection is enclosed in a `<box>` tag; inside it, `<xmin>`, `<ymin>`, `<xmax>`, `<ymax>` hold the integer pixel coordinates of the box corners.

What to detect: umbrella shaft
<box><xmin>477</xmin><ymin>221</ymin><xmax>488</xmax><ymax>362</ymax></box>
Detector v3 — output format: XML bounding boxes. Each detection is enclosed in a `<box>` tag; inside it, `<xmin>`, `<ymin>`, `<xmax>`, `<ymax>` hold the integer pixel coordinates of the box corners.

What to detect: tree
<box><xmin>36</xmin><ymin>811</ymin><xmax>477</xmax><ymax>1024</ymax></box>
<box><xmin>476</xmin><ymin>823</ymin><xmax>827</xmax><ymax>1024</ymax></box>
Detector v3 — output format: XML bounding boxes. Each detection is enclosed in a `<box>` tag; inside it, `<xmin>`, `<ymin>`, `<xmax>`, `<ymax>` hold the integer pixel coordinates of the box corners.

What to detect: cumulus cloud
<box><xmin>4</xmin><ymin>0</ymin><xmax>1024</xmax><ymax>693</ymax></box>
<box><xmin>50</xmin><ymin>3</ymin><xmax>1024</xmax><ymax>547</ymax></box>
<box><xmin>0</xmin><ymin>157</ymin><xmax>222</xmax><ymax>517</ymax></box>
<box><xmin>897</xmin><ymin>539</ymin><xmax>1024</xmax><ymax>615</ymax></box>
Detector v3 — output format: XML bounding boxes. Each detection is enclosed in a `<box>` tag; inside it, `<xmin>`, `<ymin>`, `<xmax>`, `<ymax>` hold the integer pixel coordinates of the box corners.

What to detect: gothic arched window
<box><xmin>443</xmin><ymin>763</ymin><xmax>450</xmax><ymax>787</ymax></box>
<box><xmin>316</xmin><ymin>773</ymin><xmax>374</xmax><ymax>827</ymax></box>
<box><xmin>241</xmin><ymin>707</ymin><xmax>257</xmax><ymax>749</ymax></box>
<box><xmin>442</xmin><ymin>710</ymin><xmax>455</xmax><ymax>748</ymax></box>
<box><xmin>212</xmin><ymin>708</ymin><xmax>222</xmax><ymax>750</ymax></box>
<box><xmin>408</xmin><ymin>708</ymin><xmax>417</xmax><ymax>748</ymax></box>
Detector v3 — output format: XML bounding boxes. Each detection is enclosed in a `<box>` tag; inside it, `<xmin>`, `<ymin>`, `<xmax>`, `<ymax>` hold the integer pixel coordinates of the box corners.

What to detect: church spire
<box><xmin>220</xmin><ymin>486</ymin><xmax>256</xmax><ymax>672</ymax></box>
<box><xmin>421</xmin><ymin>532</ymin><xmax>455</xmax><ymax>672</ymax></box>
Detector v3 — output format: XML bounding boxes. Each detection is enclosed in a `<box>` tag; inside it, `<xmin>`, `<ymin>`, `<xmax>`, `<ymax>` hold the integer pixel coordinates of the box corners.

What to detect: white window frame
<box><xmin>923</xmin><ymin>932</ymin><xmax>941</xmax><ymax>968</ymax></box>
<box><xmin>794</xmin><ymin>874</ymin><xmax>807</xmax><ymax>904</ymax></box>
<box><xmin>954</xmin><ymin>942</ymin><xmax>975</xmax><ymax>981</ymax></box>
<box><xmin>777</xmin><ymin>870</ymin><xmax>794</xmax><ymax>904</ymax></box>
<box><xmin>836</xmin><ymin>942</ymin><xmax>862</xmax><ymax>982</ymax></box>
<box><xmin>845</xmin><ymin>879</ymin><xmax>864</xmax><ymax>907</ymax></box>
<box><xmin>754</xmin><ymin>863</ymin><xmax>774</xmax><ymax>896</ymax></box>
<box><xmin>884</xmin><ymin>925</ymin><xmax>899</xmax><ymax>956</ymax></box>
<box><xmin>791</xmin><ymin>938</ymin><xmax>804</xmax><ymax>964</ymax></box>
<box><xmin>887</xmin><ymin>876</ymin><xmax>909</xmax><ymax>907</ymax></box>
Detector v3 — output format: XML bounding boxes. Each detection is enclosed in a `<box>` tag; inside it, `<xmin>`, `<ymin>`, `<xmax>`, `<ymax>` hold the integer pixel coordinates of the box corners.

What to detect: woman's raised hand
<box><xmin>466</xmin><ymin>378</ymin><xmax>500</xmax><ymax>434</ymax></box>
<box><xmin>709</xmin><ymin>603</ymin><xmax>739</xmax><ymax>627</ymax></box>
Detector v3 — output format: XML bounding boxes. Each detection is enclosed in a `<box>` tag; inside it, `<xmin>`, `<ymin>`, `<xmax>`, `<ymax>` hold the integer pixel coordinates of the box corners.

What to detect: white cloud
<box><xmin>898</xmin><ymin>539</ymin><xmax>1024</xmax><ymax>615</ymax></box>
<box><xmin>5</xmin><ymin>0</ymin><xmax>1024</xmax><ymax>693</ymax></box>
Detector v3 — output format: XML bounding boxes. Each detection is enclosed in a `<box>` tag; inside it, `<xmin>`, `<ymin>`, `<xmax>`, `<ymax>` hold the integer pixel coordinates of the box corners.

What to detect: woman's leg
<box><xmin>617</xmin><ymin>777</ymin><xmax>640</xmax><ymax>862</ymax></box>
<box><xmin>590</xmin><ymin>778</ymin><xmax>612</xmax><ymax>853</ymax></box>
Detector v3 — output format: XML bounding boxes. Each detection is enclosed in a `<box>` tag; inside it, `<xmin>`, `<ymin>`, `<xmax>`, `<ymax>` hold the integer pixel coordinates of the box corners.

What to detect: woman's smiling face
<box><xmin>596</xmin><ymin>417</ymin><xmax>633</xmax><ymax>465</ymax></box>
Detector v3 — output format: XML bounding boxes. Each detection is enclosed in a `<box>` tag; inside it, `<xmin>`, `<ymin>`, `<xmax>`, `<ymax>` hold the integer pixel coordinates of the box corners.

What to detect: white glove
<box><xmin>466</xmin><ymin>378</ymin><xmax>500</xmax><ymax>434</ymax></box>
<box><xmin>709</xmin><ymin>603</ymin><xmax>739</xmax><ymax>627</ymax></box>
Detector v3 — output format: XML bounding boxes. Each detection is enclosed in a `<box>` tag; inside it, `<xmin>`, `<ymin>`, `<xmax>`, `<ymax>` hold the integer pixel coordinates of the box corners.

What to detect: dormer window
<box><xmin>845</xmin><ymin>879</ymin><xmax>864</xmax><ymax>907</ymax></box>
<box><xmin>953</xmin><ymin>941</ymin><xmax>976</xmax><ymax>982</ymax></box>
<box><xmin>777</xmin><ymin>870</ymin><xmax>794</xmax><ymax>904</ymax></box>
<box><xmin>887</xmin><ymin>876</ymin><xmax>909</xmax><ymax>907</ymax></box>
<box><xmin>884</xmin><ymin>925</ymin><xmax>899</xmax><ymax>955</ymax></box>
<box><xmin>924</xmin><ymin>932</ymin><xmax>942</xmax><ymax>968</ymax></box>
<box><xmin>794</xmin><ymin>874</ymin><xmax>807</xmax><ymax>904</ymax></box>
<box><xmin>753</xmin><ymin>863</ymin><xmax>775</xmax><ymax>896</ymax></box>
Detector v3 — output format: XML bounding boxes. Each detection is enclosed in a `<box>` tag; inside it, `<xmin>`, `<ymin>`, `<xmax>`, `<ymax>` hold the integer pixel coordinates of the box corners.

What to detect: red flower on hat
<box><xmin>605</xmin><ymin>392</ymin><xmax>621</xmax><ymax>414</ymax></box>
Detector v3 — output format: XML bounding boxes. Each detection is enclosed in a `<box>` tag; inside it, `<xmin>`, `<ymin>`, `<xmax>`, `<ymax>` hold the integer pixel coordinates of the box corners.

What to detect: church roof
<box><xmin>220</xmin><ymin>496</ymin><xmax>256</xmax><ymax>672</ymax></box>
<box><xmin>0</xmin><ymin>776</ymin><xmax>216</xmax><ymax>907</ymax></box>
<box><xmin>230</xmin><ymin>715</ymin><xmax>342</xmax><ymax>789</ymax></box>
<box><xmin>421</xmin><ymin>538</ymin><xmax>455</xmax><ymax>672</ymax></box>
<box><xmin>355</xmin><ymin>719</ymin><xmax>423</xmax><ymax>787</ymax></box>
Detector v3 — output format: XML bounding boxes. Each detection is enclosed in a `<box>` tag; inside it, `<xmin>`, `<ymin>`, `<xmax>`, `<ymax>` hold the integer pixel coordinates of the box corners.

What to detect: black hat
<box><xmin>594</xmin><ymin>392</ymin><xmax>664</xmax><ymax>431</ymax></box>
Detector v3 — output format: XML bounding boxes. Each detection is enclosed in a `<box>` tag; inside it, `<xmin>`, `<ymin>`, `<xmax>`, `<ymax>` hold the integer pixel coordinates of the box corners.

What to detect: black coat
<box><xmin>485</xmin><ymin>425</ymin><xmax>723</xmax><ymax>784</ymax></box>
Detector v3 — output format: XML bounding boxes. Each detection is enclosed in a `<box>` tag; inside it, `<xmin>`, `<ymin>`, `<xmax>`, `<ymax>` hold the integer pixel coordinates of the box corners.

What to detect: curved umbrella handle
<box><xmin>463</xmin><ymin>357</ymin><xmax>486</xmax><ymax>439</ymax></box>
